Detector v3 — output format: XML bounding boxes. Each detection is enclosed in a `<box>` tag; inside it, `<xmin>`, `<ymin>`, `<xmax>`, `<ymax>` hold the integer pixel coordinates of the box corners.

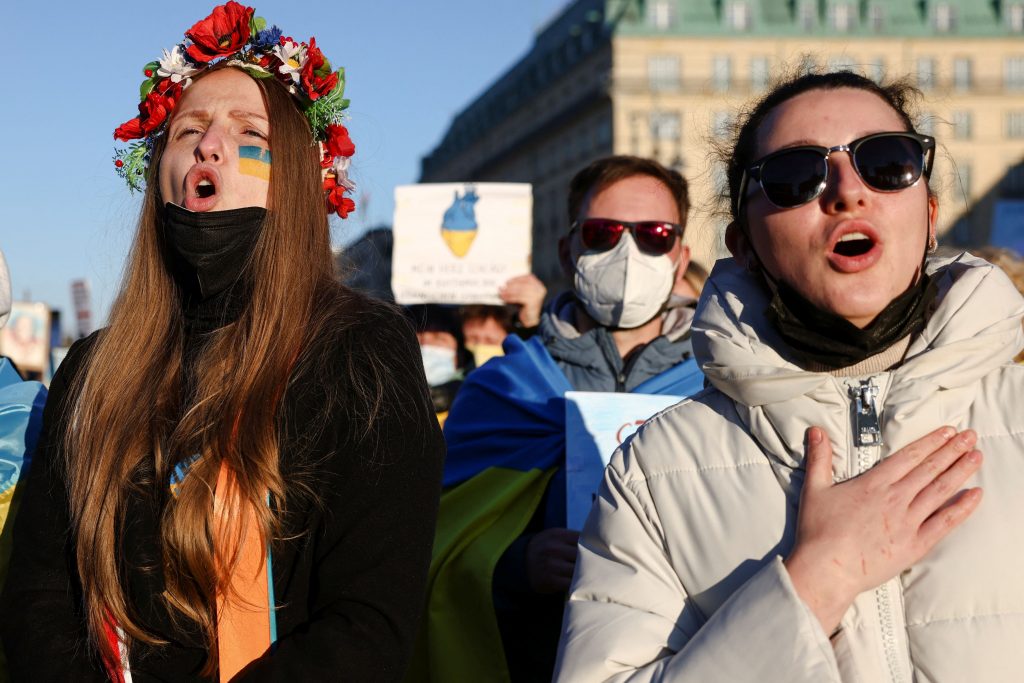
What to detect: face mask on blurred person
<box><xmin>420</xmin><ymin>344</ymin><xmax>459</xmax><ymax>387</ymax></box>
<box><xmin>573</xmin><ymin>233</ymin><xmax>676</xmax><ymax>329</ymax></box>
<box><xmin>465</xmin><ymin>343</ymin><xmax>504</xmax><ymax>368</ymax></box>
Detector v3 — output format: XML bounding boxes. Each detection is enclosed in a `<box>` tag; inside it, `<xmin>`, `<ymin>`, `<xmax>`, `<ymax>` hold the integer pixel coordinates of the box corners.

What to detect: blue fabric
<box><xmin>442</xmin><ymin>335</ymin><xmax>703</xmax><ymax>489</ymax></box>
<box><xmin>0</xmin><ymin>359</ymin><xmax>47</xmax><ymax>499</ymax></box>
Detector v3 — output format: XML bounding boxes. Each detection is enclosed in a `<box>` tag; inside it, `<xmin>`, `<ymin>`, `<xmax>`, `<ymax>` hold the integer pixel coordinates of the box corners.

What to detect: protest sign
<box><xmin>565</xmin><ymin>391</ymin><xmax>685</xmax><ymax>529</ymax></box>
<box><xmin>391</xmin><ymin>183</ymin><xmax>532</xmax><ymax>304</ymax></box>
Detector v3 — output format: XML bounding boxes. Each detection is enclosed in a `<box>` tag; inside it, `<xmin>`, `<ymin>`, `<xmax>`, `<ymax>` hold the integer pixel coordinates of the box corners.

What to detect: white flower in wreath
<box><xmin>272</xmin><ymin>40</ymin><xmax>306</xmax><ymax>84</ymax></box>
<box><xmin>157</xmin><ymin>45</ymin><xmax>198</xmax><ymax>86</ymax></box>
<box><xmin>331</xmin><ymin>156</ymin><xmax>356</xmax><ymax>191</ymax></box>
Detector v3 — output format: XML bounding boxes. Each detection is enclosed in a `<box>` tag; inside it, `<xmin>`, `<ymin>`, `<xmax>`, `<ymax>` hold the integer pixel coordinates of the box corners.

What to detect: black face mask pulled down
<box><xmin>161</xmin><ymin>203</ymin><xmax>266</xmax><ymax>328</ymax></box>
<box><xmin>765</xmin><ymin>271</ymin><xmax>939</xmax><ymax>370</ymax></box>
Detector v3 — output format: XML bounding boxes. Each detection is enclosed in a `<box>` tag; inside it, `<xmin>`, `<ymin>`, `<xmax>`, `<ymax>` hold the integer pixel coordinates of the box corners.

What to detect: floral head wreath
<box><xmin>113</xmin><ymin>1</ymin><xmax>356</xmax><ymax>219</ymax></box>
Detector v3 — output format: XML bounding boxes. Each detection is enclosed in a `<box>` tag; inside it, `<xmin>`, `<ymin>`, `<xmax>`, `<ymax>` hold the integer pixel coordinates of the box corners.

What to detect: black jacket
<box><xmin>0</xmin><ymin>296</ymin><xmax>445</xmax><ymax>682</ymax></box>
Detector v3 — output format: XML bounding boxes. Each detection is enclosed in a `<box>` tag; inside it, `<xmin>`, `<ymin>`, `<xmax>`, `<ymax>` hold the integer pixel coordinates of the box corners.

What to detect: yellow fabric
<box><xmin>406</xmin><ymin>466</ymin><xmax>555</xmax><ymax>683</ymax></box>
<box><xmin>214</xmin><ymin>462</ymin><xmax>271</xmax><ymax>682</ymax></box>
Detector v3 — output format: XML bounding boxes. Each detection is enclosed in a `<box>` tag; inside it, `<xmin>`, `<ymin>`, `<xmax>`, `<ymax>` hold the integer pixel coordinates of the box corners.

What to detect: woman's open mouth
<box><xmin>827</xmin><ymin>225</ymin><xmax>883</xmax><ymax>273</ymax></box>
<box><xmin>833</xmin><ymin>232</ymin><xmax>875</xmax><ymax>258</ymax></box>
<box><xmin>184</xmin><ymin>166</ymin><xmax>222</xmax><ymax>212</ymax></box>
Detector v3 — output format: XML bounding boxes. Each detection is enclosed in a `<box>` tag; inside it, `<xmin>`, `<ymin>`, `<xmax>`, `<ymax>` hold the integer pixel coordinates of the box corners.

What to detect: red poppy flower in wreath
<box><xmin>114</xmin><ymin>86</ymin><xmax>182</xmax><ymax>141</ymax></box>
<box><xmin>300</xmin><ymin>37</ymin><xmax>339</xmax><ymax>101</ymax></box>
<box><xmin>320</xmin><ymin>124</ymin><xmax>355</xmax><ymax>168</ymax></box>
<box><xmin>185</xmin><ymin>1</ymin><xmax>254</xmax><ymax>64</ymax></box>
<box><xmin>324</xmin><ymin>174</ymin><xmax>355</xmax><ymax>218</ymax></box>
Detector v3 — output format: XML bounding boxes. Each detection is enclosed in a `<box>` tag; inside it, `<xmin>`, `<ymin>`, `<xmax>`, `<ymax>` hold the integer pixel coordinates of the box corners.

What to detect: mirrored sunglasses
<box><xmin>574</xmin><ymin>218</ymin><xmax>682</xmax><ymax>256</ymax></box>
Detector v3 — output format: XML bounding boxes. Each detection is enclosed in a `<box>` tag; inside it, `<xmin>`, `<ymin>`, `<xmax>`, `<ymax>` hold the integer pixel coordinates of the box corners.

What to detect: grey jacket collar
<box><xmin>539</xmin><ymin>291</ymin><xmax>695</xmax><ymax>392</ymax></box>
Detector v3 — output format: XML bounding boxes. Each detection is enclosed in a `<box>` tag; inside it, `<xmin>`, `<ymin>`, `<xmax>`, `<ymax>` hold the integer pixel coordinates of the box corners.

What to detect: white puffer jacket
<box><xmin>555</xmin><ymin>255</ymin><xmax>1024</xmax><ymax>683</ymax></box>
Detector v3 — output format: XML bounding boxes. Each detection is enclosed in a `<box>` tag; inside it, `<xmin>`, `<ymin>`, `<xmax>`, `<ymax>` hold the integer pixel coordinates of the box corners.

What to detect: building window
<box><xmin>868</xmin><ymin>57</ymin><xmax>886</xmax><ymax>83</ymax></box>
<box><xmin>934</xmin><ymin>3</ymin><xmax>956</xmax><ymax>33</ymax></box>
<box><xmin>1009</xmin><ymin>3</ymin><xmax>1024</xmax><ymax>33</ymax></box>
<box><xmin>798</xmin><ymin>54</ymin><xmax>818</xmax><ymax>76</ymax></box>
<box><xmin>649</xmin><ymin>111</ymin><xmax>682</xmax><ymax>141</ymax></box>
<box><xmin>798</xmin><ymin>1</ymin><xmax>817</xmax><ymax>30</ymax></box>
<box><xmin>1008</xmin><ymin>111</ymin><xmax>1024</xmax><ymax>138</ymax></box>
<box><xmin>951</xmin><ymin>110</ymin><xmax>972</xmax><ymax>139</ymax></box>
<box><xmin>647</xmin><ymin>0</ymin><xmax>674</xmax><ymax>30</ymax></box>
<box><xmin>868</xmin><ymin>3</ymin><xmax>885</xmax><ymax>32</ymax></box>
<box><xmin>1006</xmin><ymin>57</ymin><xmax>1024</xmax><ymax>91</ymax></box>
<box><xmin>648</xmin><ymin>55</ymin><xmax>681</xmax><ymax>92</ymax></box>
<box><xmin>953</xmin><ymin>57</ymin><xmax>973</xmax><ymax>92</ymax></box>
<box><xmin>954</xmin><ymin>163</ymin><xmax>972</xmax><ymax>205</ymax></box>
<box><xmin>750</xmin><ymin>56</ymin><xmax>770</xmax><ymax>91</ymax></box>
<box><xmin>830</xmin><ymin>2</ymin><xmax>856</xmax><ymax>32</ymax></box>
<box><xmin>713</xmin><ymin>111</ymin><xmax>734</xmax><ymax>139</ymax></box>
<box><xmin>712</xmin><ymin>55</ymin><xmax>732</xmax><ymax>92</ymax></box>
<box><xmin>918</xmin><ymin>112</ymin><xmax>935</xmax><ymax>136</ymax></box>
<box><xmin>917</xmin><ymin>57</ymin><xmax>936</xmax><ymax>91</ymax></box>
<box><xmin>827</xmin><ymin>55</ymin><xmax>857</xmax><ymax>73</ymax></box>
<box><xmin>727</xmin><ymin>1</ymin><xmax>752</xmax><ymax>31</ymax></box>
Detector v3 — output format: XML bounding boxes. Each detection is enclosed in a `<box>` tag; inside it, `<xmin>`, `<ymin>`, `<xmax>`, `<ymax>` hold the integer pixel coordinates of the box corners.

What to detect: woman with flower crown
<box><xmin>0</xmin><ymin>4</ymin><xmax>444</xmax><ymax>681</ymax></box>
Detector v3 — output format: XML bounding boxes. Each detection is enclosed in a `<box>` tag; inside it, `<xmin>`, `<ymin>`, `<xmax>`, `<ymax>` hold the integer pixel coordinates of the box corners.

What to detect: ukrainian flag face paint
<box><xmin>238</xmin><ymin>145</ymin><xmax>272</xmax><ymax>181</ymax></box>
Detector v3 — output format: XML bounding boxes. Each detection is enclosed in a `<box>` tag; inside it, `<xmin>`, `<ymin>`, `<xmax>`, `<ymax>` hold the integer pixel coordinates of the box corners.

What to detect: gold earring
<box><xmin>927</xmin><ymin>235</ymin><xmax>938</xmax><ymax>254</ymax></box>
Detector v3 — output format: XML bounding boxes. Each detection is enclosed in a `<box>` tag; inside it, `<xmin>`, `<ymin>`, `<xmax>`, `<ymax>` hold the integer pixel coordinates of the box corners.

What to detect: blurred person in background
<box><xmin>0</xmin><ymin>249</ymin><xmax>48</xmax><ymax>682</ymax></box>
<box><xmin>408</xmin><ymin>304</ymin><xmax>471</xmax><ymax>426</ymax></box>
<box><xmin>410</xmin><ymin>156</ymin><xmax>703</xmax><ymax>683</ymax></box>
<box><xmin>459</xmin><ymin>271</ymin><xmax>548</xmax><ymax>369</ymax></box>
<box><xmin>0</xmin><ymin>5</ymin><xmax>443</xmax><ymax>681</ymax></box>
<box><xmin>459</xmin><ymin>305</ymin><xmax>515</xmax><ymax>368</ymax></box>
<box><xmin>556</xmin><ymin>71</ymin><xmax>1024</xmax><ymax>682</ymax></box>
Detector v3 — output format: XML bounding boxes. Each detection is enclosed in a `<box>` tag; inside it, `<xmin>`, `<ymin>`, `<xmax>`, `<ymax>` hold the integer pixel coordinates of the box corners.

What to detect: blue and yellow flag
<box><xmin>238</xmin><ymin>146</ymin><xmax>272</xmax><ymax>181</ymax></box>
<box><xmin>407</xmin><ymin>336</ymin><xmax>702</xmax><ymax>683</ymax></box>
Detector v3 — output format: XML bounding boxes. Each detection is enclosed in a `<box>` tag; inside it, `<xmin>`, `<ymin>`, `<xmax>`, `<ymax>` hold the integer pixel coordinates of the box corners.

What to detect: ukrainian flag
<box><xmin>406</xmin><ymin>336</ymin><xmax>704</xmax><ymax>683</ymax></box>
<box><xmin>238</xmin><ymin>146</ymin><xmax>272</xmax><ymax>181</ymax></box>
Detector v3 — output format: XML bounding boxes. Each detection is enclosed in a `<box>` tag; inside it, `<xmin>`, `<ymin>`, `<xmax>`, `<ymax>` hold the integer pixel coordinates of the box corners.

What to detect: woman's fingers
<box><xmin>917</xmin><ymin>487</ymin><xmax>983</xmax><ymax>552</ymax></box>
<box><xmin>898</xmin><ymin>430</ymin><xmax>977</xmax><ymax>496</ymax></box>
<box><xmin>908</xmin><ymin>450</ymin><xmax>983</xmax><ymax>520</ymax></box>
<box><xmin>802</xmin><ymin>427</ymin><xmax>834</xmax><ymax>495</ymax></box>
<box><xmin>880</xmin><ymin>426</ymin><xmax>959</xmax><ymax>480</ymax></box>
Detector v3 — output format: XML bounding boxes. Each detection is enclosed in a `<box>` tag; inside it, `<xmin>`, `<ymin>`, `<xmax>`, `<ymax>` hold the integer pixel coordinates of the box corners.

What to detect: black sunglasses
<box><xmin>735</xmin><ymin>131</ymin><xmax>935</xmax><ymax>214</ymax></box>
<box><xmin>572</xmin><ymin>218</ymin><xmax>682</xmax><ymax>256</ymax></box>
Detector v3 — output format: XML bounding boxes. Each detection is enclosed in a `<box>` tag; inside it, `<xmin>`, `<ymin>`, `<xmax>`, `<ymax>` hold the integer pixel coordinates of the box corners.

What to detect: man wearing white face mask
<box><xmin>553</xmin><ymin>156</ymin><xmax>695</xmax><ymax>391</ymax></box>
<box><xmin>413</xmin><ymin>157</ymin><xmax>702</xmax><ymax>683</ymax></box>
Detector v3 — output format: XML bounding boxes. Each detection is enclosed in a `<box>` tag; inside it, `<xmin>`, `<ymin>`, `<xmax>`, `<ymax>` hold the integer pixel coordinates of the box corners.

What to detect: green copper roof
<box><xmin>611</xmin><ymin>0</ymin><xmax>1023</xmax><ymax>37</ymax></box>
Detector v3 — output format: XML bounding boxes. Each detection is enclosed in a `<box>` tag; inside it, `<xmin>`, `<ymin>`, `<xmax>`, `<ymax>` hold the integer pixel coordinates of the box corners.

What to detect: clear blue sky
<box><xmin>3</xmin><ymin>0</ymin><xmax>567</xmax><ymax>333</ymax></box>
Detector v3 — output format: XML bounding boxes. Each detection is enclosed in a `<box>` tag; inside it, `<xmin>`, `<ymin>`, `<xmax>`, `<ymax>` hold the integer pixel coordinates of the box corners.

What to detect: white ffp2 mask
<box><xmin>573</xmin><ymin>233</ymin><xmax>676</xmax><ymax>329</ymax></box>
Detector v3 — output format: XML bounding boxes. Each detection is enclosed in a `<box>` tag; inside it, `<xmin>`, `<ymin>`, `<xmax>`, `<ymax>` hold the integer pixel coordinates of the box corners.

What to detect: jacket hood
<box><xmin>694</xmin><ymin>253</ymin><xmax>1024</xmax><ymax>408</ymax></box>
<box><xmin>692</xmin><ymin>254</ymin><xmax>1024</xmax><ymax>476</ymax></box>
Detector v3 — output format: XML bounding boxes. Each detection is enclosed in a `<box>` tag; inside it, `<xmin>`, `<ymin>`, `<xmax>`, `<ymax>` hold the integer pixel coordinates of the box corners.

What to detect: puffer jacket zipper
<box><xmin>847</xmin><ymin>376</ymin><xmax>909</xmax><ymax>683</ymax></box>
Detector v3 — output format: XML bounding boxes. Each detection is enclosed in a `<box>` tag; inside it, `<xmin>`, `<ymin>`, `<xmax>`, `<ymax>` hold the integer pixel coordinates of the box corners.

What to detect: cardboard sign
<box><xmin>391</xmin><ymin>183</ymin><xmax>532</xmax><ymax>304</ymax></box>
<box><xmin>565</xmin><ymin>391</ymin><xmax>685</xmax><ymax>530</ymax></box>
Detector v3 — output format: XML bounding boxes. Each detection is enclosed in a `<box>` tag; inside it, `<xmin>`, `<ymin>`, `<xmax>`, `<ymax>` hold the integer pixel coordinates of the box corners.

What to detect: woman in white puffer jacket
<box><xmin>555</xmin><ymin>70</ymin><xmax>1024</xmax><ymax>683</ymax></box>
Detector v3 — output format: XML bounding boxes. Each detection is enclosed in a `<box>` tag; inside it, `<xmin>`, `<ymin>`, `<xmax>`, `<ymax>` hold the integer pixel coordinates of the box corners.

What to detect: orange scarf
<box><xmin>213</xmin><ymin>460</ymin><xmax>273</xmax><ymax>681</ymax></box>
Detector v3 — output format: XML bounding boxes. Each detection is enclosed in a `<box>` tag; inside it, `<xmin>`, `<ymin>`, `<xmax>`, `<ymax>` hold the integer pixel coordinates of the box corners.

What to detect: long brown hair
<box><xmin>66</xmin><ymin>67</ymin><xmax>338</xmax><ymax>672</ymax></box>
